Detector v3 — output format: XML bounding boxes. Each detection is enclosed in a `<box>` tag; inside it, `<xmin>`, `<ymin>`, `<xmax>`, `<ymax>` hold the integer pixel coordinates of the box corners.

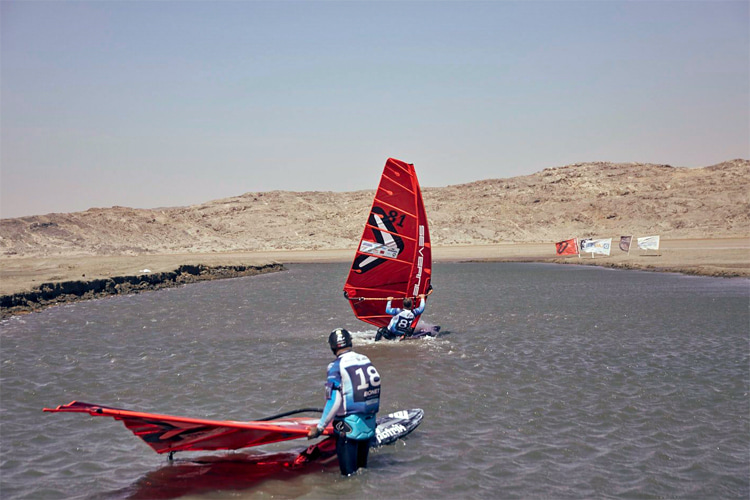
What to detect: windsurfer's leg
<box><xmin>356</xmin><ymin>439</ymin><xmax>370</xmax><ymax>469</ymax></box>
<box><xmin>335</xmin><ymin>434</ymin><xmax>359</xmax><ymax>476</ymax></box>
<box><xmin>375</xmin><ymin>327</ymin><xmax>386</xmax><ymax>341</ymax></box>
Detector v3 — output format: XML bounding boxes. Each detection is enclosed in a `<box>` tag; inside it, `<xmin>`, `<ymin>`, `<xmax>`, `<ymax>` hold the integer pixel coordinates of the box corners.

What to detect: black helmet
<box><xmin>328</xmin><ymin>328</ymin><xmax>352</xmax><ymax>354</ymax></box>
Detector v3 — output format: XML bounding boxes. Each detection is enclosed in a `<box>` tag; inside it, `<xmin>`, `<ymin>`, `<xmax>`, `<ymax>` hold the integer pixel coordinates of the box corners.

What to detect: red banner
<box><xmin>555</xmin><ymin>238</ymin><xmax>579</xmax><ymax>256</ymax></box>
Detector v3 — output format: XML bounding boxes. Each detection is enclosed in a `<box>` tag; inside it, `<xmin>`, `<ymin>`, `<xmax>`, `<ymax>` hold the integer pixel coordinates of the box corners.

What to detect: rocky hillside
<box><xmin>2</xmin><ymin>160</ymin><xmax>748</xmax><ymax>258</ymax></box>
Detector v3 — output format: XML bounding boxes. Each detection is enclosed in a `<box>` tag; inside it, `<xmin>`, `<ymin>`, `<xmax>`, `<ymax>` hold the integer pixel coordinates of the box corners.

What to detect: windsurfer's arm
<box><xmin>413</xmin><ymin>297</ymin><xmax>426</xmax><ymax>315</ymax></box>
<box><xmin>309</xmin><ymin>387</ymin><xmax>342</xmax><ymax>438</ymax></box>
<box><xmin>385</xmin><ymin>297</ymin><xmax>400</xmax><ymax>315</ymax></box>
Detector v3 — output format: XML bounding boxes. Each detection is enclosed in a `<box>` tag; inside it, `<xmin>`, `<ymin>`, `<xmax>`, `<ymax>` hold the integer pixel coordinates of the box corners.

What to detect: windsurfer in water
<box><xmin>307</xmin><ymin>328</ymin><xmax>381</xmax><ymax>476</ymax></box>
<box><xmin>376</xmin><ymin>292</ymin><xmax>428</xmax><ymax>341</ymax></box>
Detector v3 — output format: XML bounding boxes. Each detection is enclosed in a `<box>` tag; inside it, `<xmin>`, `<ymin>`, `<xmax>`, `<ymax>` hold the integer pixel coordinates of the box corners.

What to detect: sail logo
<box><xmin>353</xmin><ymin>207</ymin><xmax>404</xmax><ymax>273</ymax></box>
<box><xmin>411</xmin><ymin>225</ymin><xmax>425</xmax><ymax>296</ymax></box>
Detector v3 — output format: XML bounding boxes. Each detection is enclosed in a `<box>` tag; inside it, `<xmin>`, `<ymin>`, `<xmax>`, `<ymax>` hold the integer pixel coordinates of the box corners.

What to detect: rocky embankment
<box><xmin>1</xmin><ymin>263</ymin><xmax>283</xmax><ymax>319</ymax></box>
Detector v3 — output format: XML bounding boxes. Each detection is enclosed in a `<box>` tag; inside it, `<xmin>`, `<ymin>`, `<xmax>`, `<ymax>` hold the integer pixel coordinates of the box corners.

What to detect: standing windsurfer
<box><xmin>376</xmin><ymin>293</ymin><xmax>427</xmax><ymax>341</ymax></box>
<box><xmin>308</xmin><ymin>328</ymin><xmax>381</xmax><ymax>476</ymax></box>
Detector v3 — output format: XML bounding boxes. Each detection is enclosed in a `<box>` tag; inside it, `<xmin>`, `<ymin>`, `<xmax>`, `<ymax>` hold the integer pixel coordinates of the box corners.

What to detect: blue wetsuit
<box><xmin>314</xmin><ymin>350</ymin><xmax>381</xmax><ymax>475</ymax></box>
<box><xmin>385</xmin><ymin>297</ymin><xmax>426</xmax><ymax>337</ymax></box>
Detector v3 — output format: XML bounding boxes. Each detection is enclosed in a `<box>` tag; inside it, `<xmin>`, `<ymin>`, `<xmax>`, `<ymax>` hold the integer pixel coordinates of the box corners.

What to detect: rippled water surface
<box><xmin>1</xmin><ymin>262</ymin><xmax>748</xmax><ymax>499</ymax></box>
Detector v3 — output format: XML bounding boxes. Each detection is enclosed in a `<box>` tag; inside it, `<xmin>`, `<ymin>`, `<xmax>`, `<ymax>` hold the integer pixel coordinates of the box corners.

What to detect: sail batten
<box><xmin>344</xmin><ymin>158</ymin><xmax>432</xmax><ymax>328</ymax></box>
<box><xmin>366</xmin><ymin>200</ymin><xmax>418</xmax><ymax>219</ymax></box>
<box><xmin>357</xmin><ymin>232</ymin><xmax>418</xmax><ymax>249</ymax></box>
<box><xmin>379</xmin><ymin>176</ymin><xmax>416</xmax><ymax>195</ymax></box>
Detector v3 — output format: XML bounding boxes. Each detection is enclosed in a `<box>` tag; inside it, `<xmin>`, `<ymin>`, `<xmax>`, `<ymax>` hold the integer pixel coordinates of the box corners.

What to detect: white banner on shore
<box><xmin>581</xmin><ymin>238</ymin><xmax>612</xmax><ymax>255</ymax></box>
<box><xmin>637</xmin><ymin>235</ymin><xmax>660</xmax><ymax>251</ymax></box>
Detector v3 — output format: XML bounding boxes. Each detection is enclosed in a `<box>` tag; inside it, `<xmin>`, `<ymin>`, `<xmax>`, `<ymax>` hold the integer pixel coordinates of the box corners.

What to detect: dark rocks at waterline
<box><xmin>0</xmin><ymin>263</ymin><xmax>285</xmax><ymax>319</ymax></box>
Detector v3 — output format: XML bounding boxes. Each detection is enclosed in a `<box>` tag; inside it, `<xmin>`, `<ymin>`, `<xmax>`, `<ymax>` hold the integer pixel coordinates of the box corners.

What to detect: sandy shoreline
<box><xmin>1</xmin><ymin>238</ymin><xmax>747</xmax><ymax>318</ymax></box>
<box><xmin>2</xmin><ymin>238</ymin><xmax>748</xmax><ymax>295</ymax></box>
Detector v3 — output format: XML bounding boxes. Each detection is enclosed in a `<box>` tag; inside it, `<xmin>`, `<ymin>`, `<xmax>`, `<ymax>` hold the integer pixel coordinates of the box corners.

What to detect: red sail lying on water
<box><xmin>343</xmin><ymin>158</ymin><xmax>432</xmax><ymax>328</ymax></box>
<box><xmin>43</xmin><ymin>401</ymin><xmax>327</xmax><ymax>454</ymax></box>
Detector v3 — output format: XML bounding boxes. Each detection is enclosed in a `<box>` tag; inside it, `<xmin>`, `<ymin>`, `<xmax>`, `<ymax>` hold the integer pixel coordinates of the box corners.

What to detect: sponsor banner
<box><xmin>582</xmin><ymin>238</ymin><xmax>612</xmax><ymax>255</ymax></box>
<box><xmin>619</xmin><ymin>236</ymin><xmax>632</xmax><ymax>252</ymax></box>
<box><xmin>637</xmin><ymin>235</ymin><xmax>660</xmax><ymax>250</ymax></box>
<box><xmin>555</xmin><ymin>238</ymin><xmax>579</xmax><ymax>256</ymax></box>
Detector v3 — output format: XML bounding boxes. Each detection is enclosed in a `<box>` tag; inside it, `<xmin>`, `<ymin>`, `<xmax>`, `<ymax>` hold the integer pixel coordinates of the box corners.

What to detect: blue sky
<box><xmin>2</xmin><ymin>0</ymin><xmax>748</xmax><ymax>218</ymax></box>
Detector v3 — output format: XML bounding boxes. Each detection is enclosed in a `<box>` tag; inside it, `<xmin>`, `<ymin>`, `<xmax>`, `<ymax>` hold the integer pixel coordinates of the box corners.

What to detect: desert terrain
<box><xmin>1</xmin><ymin>159</ymin><xmax>748</xmax><ymax>316</ymax></box>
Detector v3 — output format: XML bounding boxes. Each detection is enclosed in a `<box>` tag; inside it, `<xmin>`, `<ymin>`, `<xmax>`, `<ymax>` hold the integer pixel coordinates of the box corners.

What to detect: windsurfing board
<box><xmin>373</xmin><ymin>408</ymin><xmax>423</xmax><ymax>446</ymax></box>
<box><xmin>408</xmin><ymin>325</ymin><xmax>441</xmax><ymax>339</ymax></box>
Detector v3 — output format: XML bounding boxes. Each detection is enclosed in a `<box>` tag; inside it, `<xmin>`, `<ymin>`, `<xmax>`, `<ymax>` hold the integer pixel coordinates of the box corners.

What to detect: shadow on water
<box><xmin>97</xmin><ymin>446</ymin><xmax>339</xmax><ymax>500</ymax></box>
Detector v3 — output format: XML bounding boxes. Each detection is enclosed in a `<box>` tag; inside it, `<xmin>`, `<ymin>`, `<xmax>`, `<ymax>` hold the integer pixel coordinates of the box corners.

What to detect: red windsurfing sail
<box><xmin>43</xmin><ymin>401</ymin><xmax>328</xmax><ymax>454</ymax></box>
<box><xmin>343</xmin><ymin>158</ymin><xmax>432</xmax><ymax>327</ymax></box>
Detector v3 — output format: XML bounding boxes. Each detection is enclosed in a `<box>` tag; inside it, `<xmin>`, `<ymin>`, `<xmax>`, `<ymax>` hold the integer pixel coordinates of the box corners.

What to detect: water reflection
<box><xmin>102</xmin><ymin>447</ymin><xmax>338</xmax><ymax>500</ymax></box>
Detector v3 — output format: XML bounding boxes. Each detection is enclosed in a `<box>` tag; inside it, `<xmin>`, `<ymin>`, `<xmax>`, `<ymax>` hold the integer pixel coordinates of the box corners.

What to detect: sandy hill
<box><xmin>2</xmin><ymin>159</ymin><xmax>748</xmax><ymax>258</ymax></box>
